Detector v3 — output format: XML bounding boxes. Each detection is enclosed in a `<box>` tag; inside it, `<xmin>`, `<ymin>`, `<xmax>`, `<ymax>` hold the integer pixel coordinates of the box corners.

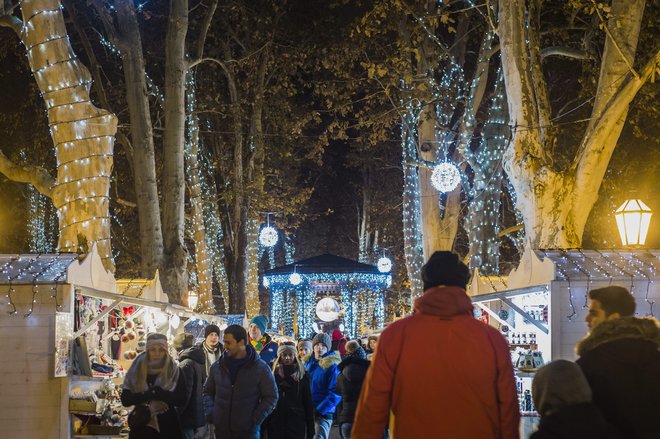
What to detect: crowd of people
<box><xmin>121</xmin><ymin>251</ymin><xmax>660</xmax><ymax>439</ymax></box>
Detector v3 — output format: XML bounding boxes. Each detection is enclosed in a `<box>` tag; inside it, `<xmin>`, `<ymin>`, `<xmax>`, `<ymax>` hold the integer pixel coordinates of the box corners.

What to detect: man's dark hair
<box><xmin>589</xmin><ymin>286</ymin><xmax>635</xmax><ymax>317</ymax></box>
<box><xmin>224</xmin><ymin>324</ymin><xmax>248</xmax><ymax>344</ymax></box>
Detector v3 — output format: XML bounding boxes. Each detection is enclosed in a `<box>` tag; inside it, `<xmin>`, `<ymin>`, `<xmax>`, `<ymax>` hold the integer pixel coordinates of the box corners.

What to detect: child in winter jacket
<box><xmin>531</xmin><ymin>360</ymin><xmax>619</xmax><ymax>439</ymax></box>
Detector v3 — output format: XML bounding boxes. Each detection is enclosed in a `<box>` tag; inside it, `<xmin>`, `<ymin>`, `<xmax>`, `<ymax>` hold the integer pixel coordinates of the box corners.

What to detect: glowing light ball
<box><xmin>377</xmin><ymin>256</ymin><xmax>392</xmax><ymax>273</ymax></box>
<box><xmin>259</xmin><ymin>226</ymin><xmax>279</xmax><ymax>247</ymax></box>
<box><xmin>289</xmin><ymin>272</ymin><xmax>302</xmax><ymax>285</ymax></box>
<box><xmin>316</xmin><ymin>297</ymin><xmax>340</xmax><ymax>322</ymax></box>
<box><xmin>430</xmin><ymin>162</ymin><xmax>461</xmax><ymax>193</ymax></box>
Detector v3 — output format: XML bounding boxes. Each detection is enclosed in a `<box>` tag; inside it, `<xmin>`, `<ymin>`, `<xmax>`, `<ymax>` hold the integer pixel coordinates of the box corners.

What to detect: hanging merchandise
<box><xmin>430</xmin><ymin>161</ymin><xmax>461</xmax><ymax>193</ymax></box>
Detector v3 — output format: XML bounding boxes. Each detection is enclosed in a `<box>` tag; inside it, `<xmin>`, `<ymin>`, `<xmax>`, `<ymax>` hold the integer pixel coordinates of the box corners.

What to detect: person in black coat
<box><xmin>267</xmin><ymin>343</ymin><xmax>315</xmax><ymax>439</ymax></box>
<box><xmin>336</xmin><ymin>340</ymin><xmax>370</xmax><ymax>439</ymax></box>
<box><xmin>531</xmin><ymin>360</ymin><xmax>618</xmax><ymax>439</ymax></box>
<box><xmin>576</xmin><ymin>315</ymin><xmax>660</xmax><ymax>439</ymax></box>
<box><xmin>173</xmin><ymin>333</ymin><xmax>206</xmax><ymax>439</ymax></box>
<box><xmin>121</xmin><ymin>333</ymin><xmax>187</xmax><ymax>439</ymax></box>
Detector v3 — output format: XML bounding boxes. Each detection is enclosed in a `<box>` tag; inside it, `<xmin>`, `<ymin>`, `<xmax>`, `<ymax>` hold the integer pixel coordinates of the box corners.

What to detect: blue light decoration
<box><xmin>264</xmin><ymin>255</ymin><xmax>390</xmax><ymax>339</ymax></box>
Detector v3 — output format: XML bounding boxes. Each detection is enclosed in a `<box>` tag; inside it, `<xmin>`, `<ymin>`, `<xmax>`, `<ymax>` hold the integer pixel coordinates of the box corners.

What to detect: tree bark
<box><xmin>161</xmin><ymin>0</ymin><xmax>189</xmax><ymax>304</ymax></box>
<box><xmin>3</xmin><ymin>0</ymin><xmax>117</xmax><ymax>271</ymax></box>
<box><xmin>114</xmin><ymin>0</ymin><xmax>164</xmax><ymax>277</ymax></box>
<box><xmin>498</xmin><ymin>0</ymin><xmax>652</xmax><ymax>248</ymax></box>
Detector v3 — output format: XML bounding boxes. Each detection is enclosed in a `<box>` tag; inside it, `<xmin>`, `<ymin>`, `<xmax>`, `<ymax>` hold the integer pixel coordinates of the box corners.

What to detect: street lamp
<box><xmin>615</xmin><ymin>199</ymin><xmax>653</xmax><ymax>246</ymax></box>
<box><xmin>187</xmin><ymin>290</ymin><xmax>199</xmax><ymax>310</ymax></box>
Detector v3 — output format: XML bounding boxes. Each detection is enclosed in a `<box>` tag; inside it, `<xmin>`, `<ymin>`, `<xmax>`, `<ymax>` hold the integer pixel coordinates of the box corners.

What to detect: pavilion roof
<box><xmin>264</xmin><ymin>253</ymin><xmax>382</xmax><ymax>275</ymax></box>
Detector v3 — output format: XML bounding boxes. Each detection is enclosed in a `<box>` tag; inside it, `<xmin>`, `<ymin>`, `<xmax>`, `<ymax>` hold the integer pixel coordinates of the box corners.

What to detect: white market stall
<box><xmin>0</xmin><ymin>245</ymin><xmax>225</xmax><ymax>438</ymax></box>
<box><xmin>468</xmin><ymin>245</ymin><xmax>660</xmax><ymax>417</ymax></box>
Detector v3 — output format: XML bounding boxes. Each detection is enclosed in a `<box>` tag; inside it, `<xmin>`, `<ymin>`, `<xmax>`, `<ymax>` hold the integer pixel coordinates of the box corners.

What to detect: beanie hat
<box><xmin>299</xmin><ymin>339</ymin><xmax>313</xmax><ymax>352</ymax></box>
<box><xmin>146</xmin><ymin>333</ymin><xmax>168</xmax><ymax>351</ymax></box>
<box><xmin>312</xmin><ymin>332</ymin><xmax>332</xmax><ymax>351</ymax></box>
<box><xmin>532</xmin><ymin>360</ymin><xmax>592</xmax><ymax>417</ymax></box>
<box><xmin>277</xmin><ymin>344</ymin><xmax>297</xmax><ymax>357</ymax></box>
<box><xmin>249</xmin><ymin>315</ymin><xmax>269</xmax><ymax>335</ymax></box>
<box><xmin>331</xmin><ymin>329</ymin><xmax>344</xmax><ymax>341</ymax></box>
<box><xmin>346</xmin><ymin>340</ymin><xmax>367</xmax><ymax>359</ymax></box>
<box><xmin>421</xmin><ymin>251</ymin><xmax>471</xmax><ymax>290</ymax></box>
<box><xmin>204</xmin><ymin>324</ymin><xmax>221</xmax><ymax>339</ymax></box>
<box><xmin>173</xmin><ymin>332</ymin><xmax>194</xmax><ymax>351</ymax></box>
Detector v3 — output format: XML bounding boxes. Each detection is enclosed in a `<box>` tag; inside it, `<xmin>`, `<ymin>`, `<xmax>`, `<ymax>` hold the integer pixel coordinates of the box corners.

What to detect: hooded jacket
<box><xmin>351</xmin><ymin>285</ymin><xmax>520</xmax><ymax>439</ymax></box>
<box><xmin>306</xmin><ymin>351</ymin><xmax>342</xmax><ymax>415</ymax></box>
<box><xmin>177</xmin><ymin>346</ymin><xmax>206</xmax><ymax>430</ymax></box>
<box><xmin>202</xmin><ymin>345</ymin><xmax>278</xmax><ymax>439</ymax></box>
<box><xmin>253</xmin><ymin>332</ymin><xmax>279</xmax><ymax>365</ymax></box>
<box><xmin>336</xmin><ymin>355</ymin><xmax>370</xmax><ymax>424</ymax></box>
<box><xmin>576</xmin><ymin>317</ymin><xmax>660</xmax><ymax>439</ymax></box>
<box><xmin>530</xmin><ymin>360</ymin><xmax>618</xmax><ymax>439</ymax></box>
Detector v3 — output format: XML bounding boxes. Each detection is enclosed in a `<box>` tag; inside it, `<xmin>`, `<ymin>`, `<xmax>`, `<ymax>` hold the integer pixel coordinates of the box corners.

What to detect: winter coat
<box><xmin>576</xmin><ymin>316</ymin><xmax>660</xmax><ymax>439</ymax></box>
<box><xmin>336</xmin><ymin>356</ymin><xmax>370</xmax><ymax>424</ymax></box>
<box><xmin>331</xmin><ymin>329</ymin><xmax>347</xmax><ymax>357</ymax></box>
<box><xmin>306</xmin><ymin>351</ymin><xmax>342</xmax><ymax>415</ymax></box>
<box><xmin>266</xmin><ymin>370</ymin><xmax>315</xmax><ymax>439</ymax></box>
<box><xmin>177</xmin><ymin>346</ymin><xmax>206</xmax><ymax>430</ymax></box>
<box><xmin>530</xmin><ymin>402</ymin><xmax>619</xmax><ymax>439</ymax></box>
<box><xmin>254</xmin><ymin>333</ymin><xmax>279</xmax><ymax>365</ymax></box>
<box><xmin>121</xmin><ymin>372</ymin><xmax>187</xmax><ymax>439</ymax></box>
<box><xmin>202</xmin><ymin>345</ymin><xmax>278</xmax><ymax>439</ymax></box>
<box><xmin>351</xmin><ymin>285</ymin><xmax>520</xmax><ymax>439</ymax></box>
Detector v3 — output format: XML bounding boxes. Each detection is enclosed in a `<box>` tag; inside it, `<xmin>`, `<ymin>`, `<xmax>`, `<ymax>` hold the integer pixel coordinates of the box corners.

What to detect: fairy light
<box><xmin>17</xmin><ymin>0</ymin><xmax>117</xmax><ymax>270</ymax></box>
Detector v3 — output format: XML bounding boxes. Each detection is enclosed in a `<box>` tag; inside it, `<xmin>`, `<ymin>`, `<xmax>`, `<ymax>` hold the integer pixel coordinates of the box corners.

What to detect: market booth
<box><xmin>469</xmin><ymin>245</ymin><xmax>660</xmax><ymax>417</ymax></box>
<box><xmin>263</xmin><ymin>254</ymin><xmax>391</xmax><ymax>338</ymax></box>
<box><xmin>0</xmin><ymin>245</ymin><xmax>224</xmax><ymax>438</ymax></box>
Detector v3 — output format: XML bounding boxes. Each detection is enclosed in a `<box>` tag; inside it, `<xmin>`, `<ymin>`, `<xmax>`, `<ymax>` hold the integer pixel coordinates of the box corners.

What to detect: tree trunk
<box><xmin>498</xmin><ymin>0</ymin><xmax>653</xmax><ymax>249</ymax></box>
<box><xmin>161</xmin><ymin>0</ymin><xmax>189</xmax><ymax>304</ymax></box>
<box><xmin>185</xmin><ymin>72</ymin><xmax>214</xmax><ymax>312</ymax></box>
<box><xmin>358</xmin><ymin>163</ymin><xmax>372</xmax><ymax>263</ymax></box>
<box><xmin>401</xmin><ymin>109</ymin><xmax>424</xmax><ymax>298</ymax></box>
<box><xmin>7</xmin><ymin>0</ymin><xmax>117</xmax><ymax>271</ymax></box>
<box><xmin>114</xmin><ymin>0</ymin><xmax>163</xmax><ymax>277</ymax></box>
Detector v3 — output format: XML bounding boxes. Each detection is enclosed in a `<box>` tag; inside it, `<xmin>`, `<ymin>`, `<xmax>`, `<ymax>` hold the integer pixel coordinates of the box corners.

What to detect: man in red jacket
<box><xmin>351</xmin><ymin>251</ymin><xmax>520</xmax><ymax>439</ymax></box>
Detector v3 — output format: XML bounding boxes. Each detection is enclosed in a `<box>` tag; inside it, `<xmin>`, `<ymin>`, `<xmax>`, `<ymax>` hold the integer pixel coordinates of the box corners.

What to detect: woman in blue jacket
<box><xmin>306</xmin><ymin>332</ymin><xmax>341</xmax><ymax>439</ymax></box>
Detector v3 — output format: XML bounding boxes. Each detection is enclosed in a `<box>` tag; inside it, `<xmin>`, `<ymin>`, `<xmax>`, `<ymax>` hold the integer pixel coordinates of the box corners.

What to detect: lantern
<box><xmin>615</xmin><ymin>199</ymin><xmax>653</xmax><ymax>246</ymax></box>
<box><xmin>187</xmin><ymin>291</ymin><xmax>199</xmax><ymax>310</ymax></box>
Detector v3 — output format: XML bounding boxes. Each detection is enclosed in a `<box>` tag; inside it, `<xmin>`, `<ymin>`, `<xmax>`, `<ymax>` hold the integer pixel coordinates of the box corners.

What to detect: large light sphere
<box><xmin>316</xmin><ymin>297</ymin><xmax>340</xmax><ymax>322</ymax></box>
<box><xmin>377</xmin><ymin>256</ymin><xmax>392</xmax><ymax>273</ymax></box>
<box><xmin>259</xmin><ymin>226</ymin><xmax>279</xmax><ymax>247</ymax></box>
<box><xmin>289</xmin><ymin>272</ymin><xmax>302</xmax><ymax>285</ymax></box>
<box><xmin>262</xmin><ymin>276</ymin><xmax>270</xmax><ymax>288</ymax></box>
<box><xmin>430</xmin><ymin>162</ymin><xmax>461</xmax><ymax>193</ymax></box>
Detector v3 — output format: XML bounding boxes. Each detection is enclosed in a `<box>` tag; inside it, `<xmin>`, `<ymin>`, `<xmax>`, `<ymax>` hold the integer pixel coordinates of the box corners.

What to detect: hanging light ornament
<box><xmin>377</xmin><ymin>256</ymin><xmax>392</xmax><ymax>273</ymax></box>
<box><xmin>289</xmin><ymin>272</ymin><xmax>302</xmax><ymax>285</ymax></box>
<box><xmin>259</xmin><ymin>225</ymin><xmax>279</xmax><ymax>247</ymax></box>
<box><xmin>430</xmin><ymin>161</ymin><xmax>461</xmax><ymax>193</ymax></box>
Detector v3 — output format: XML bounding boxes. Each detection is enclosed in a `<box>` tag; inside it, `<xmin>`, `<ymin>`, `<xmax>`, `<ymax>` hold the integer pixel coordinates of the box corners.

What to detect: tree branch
<box><xmin>0</xmin><ymin>14</ymin><xmax>22</xmax><ymax>37</ymax></box>
<box><xmin>194</xmin><ymin>0</ymin><xmax>218</xmax><ymax>61</ymax></box>
<box><xmin>0</xmin><ymin>149</ymin><xmax>55</xmax><ymax>197</ymax></box>
<box><xmin>541</xmin><ymin>46</ymin><xmax>593</xmax><ymax>61</ymax></box>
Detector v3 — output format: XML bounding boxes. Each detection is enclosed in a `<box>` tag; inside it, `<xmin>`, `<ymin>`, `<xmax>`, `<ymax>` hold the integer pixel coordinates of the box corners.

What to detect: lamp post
<box><xmin>614</xmin><ymin>199</ymin><xmax>653</xmax><ymax>246</ymax></box>
<box><xmin>187</xmin><ymin>290</ymin><xmax>199</xmax><ymax>310</ymax></box>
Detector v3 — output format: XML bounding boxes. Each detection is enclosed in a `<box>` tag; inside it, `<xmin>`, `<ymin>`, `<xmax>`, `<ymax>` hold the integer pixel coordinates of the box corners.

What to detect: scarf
<box><xmin>251</xmin><ymin>334</ymin><xmax>268</xmax><ymax>353</ymax></box>
<box><xmin>203</xmin><ymin>342</ymin><xmax>220</xmax><ymax>375</ymax></box>
<box><xmin>123</xmin><ymin>352</ymin><xmax>180</xmax><ymax>433</ymax></box>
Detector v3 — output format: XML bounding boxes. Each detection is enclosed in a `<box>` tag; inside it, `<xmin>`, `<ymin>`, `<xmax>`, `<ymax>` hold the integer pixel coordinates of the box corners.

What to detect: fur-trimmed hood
<box><xmin>318</xmin><ymin>351</ymin><xmax>342</xmax><ymax>369</ymax></box>
<box><xmin>577</xmin><ymin>316</ymin><xmax>660</xmax><ymax>357</ymax></box>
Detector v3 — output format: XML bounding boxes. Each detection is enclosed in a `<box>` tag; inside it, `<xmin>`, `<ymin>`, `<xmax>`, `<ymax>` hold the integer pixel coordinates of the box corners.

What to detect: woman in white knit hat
<box><xmin>267</xmin><ymin>342</ymin><xmax>315</xmax><ymax>439</ymax></box>
<box><xmin>122</xmin><ymin>333</ymin><xmax>187</xmax><ymax>439</ymax></box>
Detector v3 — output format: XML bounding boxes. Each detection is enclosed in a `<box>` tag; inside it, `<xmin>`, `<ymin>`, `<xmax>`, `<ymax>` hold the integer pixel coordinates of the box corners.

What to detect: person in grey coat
<box><xmin>203</xmin><ymin>324</ymin><xmax>278</xmax><ymax>439</ymax></box>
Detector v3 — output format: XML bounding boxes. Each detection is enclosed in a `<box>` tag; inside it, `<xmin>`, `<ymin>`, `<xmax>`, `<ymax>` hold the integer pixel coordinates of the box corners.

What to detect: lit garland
<box><xmin>17</xmin><ymin>0</ymin><xmax>117</xmax><ymax>270</ymax></box>
<box><xmin>245</xmin><ymin>218</ymin><xmax>261</xmax><ymax>316</ymax></box>
<box><xmin>400</xmin><ymin>103</ymin><xmax>424</xmax><ymax>299</ymax></box>
<box><xmin>265</xmin><ymin>272</ymin><xmax>390</xmax><ymax>338</ymax></box>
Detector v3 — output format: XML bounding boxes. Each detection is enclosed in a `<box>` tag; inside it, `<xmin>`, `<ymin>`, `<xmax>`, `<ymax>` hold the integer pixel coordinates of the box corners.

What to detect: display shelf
<box><xmin>509</xmin><ymin>343</ymin><xmax>538</xmax><ymax>350</ymax></box>
<box><xmin>515</xmin><ymin>370</ymin><xmax>537</xmax><ymax>378</ymax></box>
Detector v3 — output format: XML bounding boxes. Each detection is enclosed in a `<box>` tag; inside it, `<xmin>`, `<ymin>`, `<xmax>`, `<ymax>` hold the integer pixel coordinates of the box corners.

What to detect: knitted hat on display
<box><xmin>312</xmin><ymin>332</ymin><xmax>332</xmax><ymax>351</ymax></box>
<box><xmin>146</xmin><ymin>333</ymin><xmax>168</xmax><ymax>350</ymax></box>
<box><xmin>173</xmin><ymin>332</ymin><xmax>194</xmax><ymax>351</ymax></box>
<box><xmin>204</xmin><ymin>324</ymin><xmax>221</xmax><ymax>339</ymax></box>
<box><xmin>249</xmin><ymin>315</ymin><xmax>269</xmax><ymax>335</ymax></box>
<box><xmin>421</xmin><ymin>251</ymin><xmax>471</xmax><ymax>290</ymax></box>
